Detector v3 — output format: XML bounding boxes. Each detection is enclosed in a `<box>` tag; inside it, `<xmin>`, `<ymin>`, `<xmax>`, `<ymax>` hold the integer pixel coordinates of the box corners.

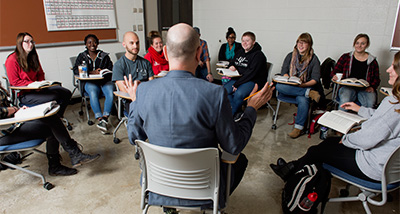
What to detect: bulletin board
<box><xmin>0</xmin><ymin>0</ymin><xmax>117</xmax><ymax>49</ymax></box>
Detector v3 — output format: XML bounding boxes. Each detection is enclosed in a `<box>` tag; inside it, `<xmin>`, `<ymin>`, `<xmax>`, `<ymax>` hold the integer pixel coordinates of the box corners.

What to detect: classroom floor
<box><xmin>1</xmin><ymin>98</ymin><xmax>399</xmax><ymax>214</ymax></box>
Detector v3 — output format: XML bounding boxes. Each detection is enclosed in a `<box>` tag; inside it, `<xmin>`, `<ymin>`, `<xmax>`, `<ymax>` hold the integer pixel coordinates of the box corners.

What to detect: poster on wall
<box><xmin>43</xmin><ymin>0</ymin><xmax>117</xmax><ymax>31</ymax></box>
<box><xmin>391</xmin><ymin>1</ymin><xmax>400</xmax><ymax>51</ymax></box>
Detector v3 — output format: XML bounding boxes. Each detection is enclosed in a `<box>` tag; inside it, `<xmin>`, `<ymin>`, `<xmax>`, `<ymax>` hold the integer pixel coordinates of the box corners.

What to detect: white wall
<box><xmin>193</xmin><ymin>0</ymin><xmax>398</xmax><ymax>90</ymax></box>
<box><xmin>0</xmin><ymin>0</ymin><xmax>146</xmax><ymax>97</ymax></box>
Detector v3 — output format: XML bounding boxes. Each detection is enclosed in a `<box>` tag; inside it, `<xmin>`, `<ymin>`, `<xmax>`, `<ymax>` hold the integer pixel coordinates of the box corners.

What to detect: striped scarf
<box><xmin>289</xmin><ymin>48</ymin><xmax>313</xmax><ymax>83</ymax></box>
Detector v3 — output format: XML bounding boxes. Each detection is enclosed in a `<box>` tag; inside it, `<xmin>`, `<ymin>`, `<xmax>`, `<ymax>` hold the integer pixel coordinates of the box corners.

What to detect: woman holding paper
<box><xmin>144</xmin><ymin>31</ymin><xmax>169</xmax><ymax>75</ymax></box>
<box><xmin>270</xmin><ymin>51</ymin><xmax>400</xmax><ymax>183</ymax></box>
<box><xmin>73</xmin><ymin>34</ymin><xmax>114</xmax><ymax>134</ymax></box>
<box><xmin>275</xmin><ymin>32</ymin><xmax>321</xmax><ymax>138</ymax></box>
<box><xmin>0</xmin><ymin>85</ymin><xmax>100</xmax><ymax>176</ymax></box>
<box><xmin>331</xmin><ymin>33</ymin><xmax>380</xmax><ymax>110</ymax></box>
<box><xmin>5</xmin><ymin>32</ymin><xmax>72</xmax><ymax>118</ymax></box>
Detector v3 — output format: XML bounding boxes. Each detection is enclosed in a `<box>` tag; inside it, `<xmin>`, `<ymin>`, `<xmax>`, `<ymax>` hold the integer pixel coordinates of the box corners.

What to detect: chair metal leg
<box><xmin>272</xmin><ymin>100</ymin><xmax>281</xmax><ymax>129</ymax></box>
<box><xmin>113</xmin><ymin>117</ymin><xmax>127</xmax><ymax>144</ymax></box>
<box><xmin>0</xmin><ymin>160</ymin><xmax>54</xmax><ymax>190</ymax></box>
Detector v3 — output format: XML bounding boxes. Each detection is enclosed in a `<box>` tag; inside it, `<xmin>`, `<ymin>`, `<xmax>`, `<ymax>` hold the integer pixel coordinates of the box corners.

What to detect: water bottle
<box><xmin>298</xmin><ymin>192</ymin><xmax>318</xmax><ymax>211</ymax></box>
<box><xmin>81</xmin><ymin>61</ymin><xmax>88</xmax><ymax>78</ymax></box>
<box><xmin>319</xmin><ymin>126</ymin><xmax>328</xmax><ymax>140</ymax></box>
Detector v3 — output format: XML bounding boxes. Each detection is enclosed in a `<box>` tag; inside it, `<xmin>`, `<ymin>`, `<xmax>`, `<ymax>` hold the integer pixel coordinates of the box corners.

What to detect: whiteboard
<box><xmin>43</xmin><ymin>0</ymin><xmax>117</xmax><ymax>31</ymax></box>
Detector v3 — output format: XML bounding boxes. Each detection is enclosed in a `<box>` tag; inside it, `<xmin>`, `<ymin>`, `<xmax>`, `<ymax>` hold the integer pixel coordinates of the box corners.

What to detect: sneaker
<box><xmin>97</xmin><ymin>119</ymin><xmax>108</xmax><ymax>133</ymax></box>
<box><xmin>164</xmin><ymin>208</ymin><xmax>179</xmax><ymax>214</ymax></box>
<box><xmin>233</xmin><ymin>111</ymin><xmax>244</xmax><ymax>122</ymax></box>
<box><xmin>308</xmin><ymin>90</ymin><xmax>321</xmax><ymax>103</ymax></box>
<box><xmin>288</xmin><ymin>128</ymin><xmax>302</xmax><ymax>139</ymax></box>
<box><xmin>71</xmin><ymin>153</ymin><xmax>100</xmax><ymax>168</ymax></box>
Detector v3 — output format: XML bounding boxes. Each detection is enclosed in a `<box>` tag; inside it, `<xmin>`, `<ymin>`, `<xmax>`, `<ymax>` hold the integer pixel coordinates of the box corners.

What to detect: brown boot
<box><xmin>288</xmin><ymin>128</ymin><xmax>302</xmax><ymax>139</ymax></box>
<box><xmin>309</xmin><ymin>90</ymin><xmax>321</xmax><ymax>103</ymax></box>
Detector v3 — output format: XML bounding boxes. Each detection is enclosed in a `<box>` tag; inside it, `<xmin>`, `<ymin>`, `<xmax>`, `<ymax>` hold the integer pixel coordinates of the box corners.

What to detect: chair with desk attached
<box><xmin>323</xmin><ymin>145</ymin><xmax>400</xmax><ymax>214</ymax></box>
<box><xmin>135</xmin><ymin>139</ymin><xmax>237</xmax><ymax>214</ymax></box>
<box><xmin>0</xmin><ymin>139</ymin><xmax>54</xmax><ymax>190</ymax></box>
<box><xmin>69</xmin><ymin>56</ymin><xmax>94</xmax><ymax>126</ymax></box>
<box><xmin>112</xmin><ymin>85</ymin><xmax>128</xmax><ymax>144</ymax></box>
<box><xmin>115</xmin><ymin>52</ymin><xmax>125</xmax><ymax>61</ymax></box>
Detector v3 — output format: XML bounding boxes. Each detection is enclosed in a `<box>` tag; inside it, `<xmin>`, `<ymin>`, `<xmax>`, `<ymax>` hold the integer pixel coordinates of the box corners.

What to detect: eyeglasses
<box><xmin>228</xmin><ymin>36</ymin><xmax>236</xmax><ymax>39</ymax></box>
<box><xmin>297</xmin><ymin>41</ymin><xmax>307</xmax><ymax>45</ymax></box>
<box><xmin>23</xmin><ymin>40</ymin><xmax>35</xmax><ymax>44</ymax></box>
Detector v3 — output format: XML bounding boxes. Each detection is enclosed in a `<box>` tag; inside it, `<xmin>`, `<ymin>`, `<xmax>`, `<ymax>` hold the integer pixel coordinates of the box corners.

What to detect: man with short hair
<box><xmin>124</xmin><ymin>23</ymin><xmax>274</xmax><ymax>212</ymax></box>
<box><xmin>112</xmin><ymin>31</ymin><xmax>154</xmax><ymax>111</ymax></box>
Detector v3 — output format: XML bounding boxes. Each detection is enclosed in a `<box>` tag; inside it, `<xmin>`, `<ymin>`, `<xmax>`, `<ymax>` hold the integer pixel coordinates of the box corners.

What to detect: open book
<box><xmin>14</xmin><ymin>101</ymin><xmax>57</xmax><ymax>120</ymax></box>
<box><xmin>216</xmin><ymin>68</ymin><xmax>241</xmax><ymax>77</ymax></box>
<box><xmin>317</xmin><ymin>110</ymin><xmax>366</xmax><ymax>134</ymax></box>
<box><xmin>27</xmin><ymin>80</ymin><xmax>61</xmax><ymax>88</ymax></box>
<box><xmin>216</xmin><ymin>61</ymin><xmax>229</xmax><ymax>67</ymax></box>
<box><xmin>272</xmin><ymin>75</ymin><xmax>301</xmax><ymax>85</ymax></box>
<box><xmin>380</xmin><ymin>87</ymin><xmax>393</xmax><ymax>96</ymax></box>
<box><xmin>89</xmin><ymin>69</ymin><xmax>112</xmax><ymax>78</ymax></box>
<box><xmin>339</xmin><ymin>78</ymin><xmax>370</xmax><ymax>87</ymax></box>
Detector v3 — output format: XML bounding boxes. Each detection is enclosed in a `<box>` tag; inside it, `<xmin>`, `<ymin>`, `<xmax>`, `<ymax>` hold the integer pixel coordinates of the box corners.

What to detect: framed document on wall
<box><xmin>391</xmin><ymin>1</ymin><xmax>400</xmax><ymax>51</ymax></box>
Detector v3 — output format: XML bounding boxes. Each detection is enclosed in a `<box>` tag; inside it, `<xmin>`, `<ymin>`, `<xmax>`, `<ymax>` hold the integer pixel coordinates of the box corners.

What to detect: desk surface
<box><xmin>333</xmin><ymin>80</ymin><xmax>365</xmax><ymax>88</ymax></box>
<box><xmin>113</xmin><ymin>91</ymin><xmax>131</xmax><ymax>100</ymax></box>
<box><xmin>0</xmin><ymin>105</ymin><xmax>60</xmax><ymax>126</ymax></box>
<box><xmin>10</xmin><ymin>84</ymin><xmax>56</xmax><ymax>90</ymax></box>
<box><xmin>75</xmin><ymin>75</ymin><xmax>104</xmax><ymax>80</ymax></box>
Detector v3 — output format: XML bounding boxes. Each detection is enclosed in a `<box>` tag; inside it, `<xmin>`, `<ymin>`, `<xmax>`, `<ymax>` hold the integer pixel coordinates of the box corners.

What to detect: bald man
<box><xmin>125</xmin><ymin>23</ymin><xmax>274</xmax><ymax>211</ymax></box>
<box><xmin>112</xmin><ymin>31</ymin><xmax>154</xmax><ymax>111</ymax></box>
<box><xmin>112</xmin><ymin>31</ymin><xmax>154</xmax><ymax>92</ymax></box>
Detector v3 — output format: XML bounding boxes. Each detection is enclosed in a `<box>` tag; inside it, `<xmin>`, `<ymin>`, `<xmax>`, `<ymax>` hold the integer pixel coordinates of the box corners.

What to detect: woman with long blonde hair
<box><xmin>276</xmin><ymin>32</ymin><xmax>321</xmax><ymax>138</ymax></box>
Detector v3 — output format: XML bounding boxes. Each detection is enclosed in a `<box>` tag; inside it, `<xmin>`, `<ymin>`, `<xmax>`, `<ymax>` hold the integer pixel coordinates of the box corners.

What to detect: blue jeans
<box><xmin>84</xmin><ymin>81</ymin><xmax>114</xmax><ymax>119</ymax></box>
<box><xmin>276</xmin><ymin>83</ymin><xmax>311</xmax><ymax>130</ymax></box>
<box><xmin>338</xmin><ymin>86</ymin><xmax>376</xmax><ymax>111</ymax></box>
<box><xmin>224</xmin><ymin>80</ymin><xmax>255</xmax><ymax>115</ymax></box>
<box><xmin>195</xmin><ymin>65</ymin><xmax>208</xmax><ymax>81</ymax></box>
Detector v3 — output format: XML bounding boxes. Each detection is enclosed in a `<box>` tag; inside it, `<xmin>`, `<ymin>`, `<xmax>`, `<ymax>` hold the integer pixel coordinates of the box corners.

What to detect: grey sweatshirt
<box><xmin>342</xmin><ymin>95</ymin><xmax>400</xmax><ymax>181</ymax></box>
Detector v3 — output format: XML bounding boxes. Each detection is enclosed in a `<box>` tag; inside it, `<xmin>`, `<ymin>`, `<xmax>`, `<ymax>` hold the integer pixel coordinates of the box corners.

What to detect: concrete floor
<box><xmin>1</xmin><ymin>98</ymin><xmax>398</xmax><ymax>214</ymax></box>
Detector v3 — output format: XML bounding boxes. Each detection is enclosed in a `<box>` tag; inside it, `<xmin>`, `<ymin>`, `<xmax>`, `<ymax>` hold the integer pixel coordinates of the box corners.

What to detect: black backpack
<box><xmin>282</xmin><ymin>164</ymin><xmax>331</xmax><ymax>214</ymax></box>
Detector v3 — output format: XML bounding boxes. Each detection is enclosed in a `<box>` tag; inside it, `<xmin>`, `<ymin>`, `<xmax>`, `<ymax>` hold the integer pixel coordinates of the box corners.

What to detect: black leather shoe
<box><xmin>270</xmin><ymin>162</ymin><xmax>295</xmax><ymax>181</ymax></box>
<box><xmin>277</xmin><ymin>158</ymin><xmax>287</xmax><ymax>166</ymax></box>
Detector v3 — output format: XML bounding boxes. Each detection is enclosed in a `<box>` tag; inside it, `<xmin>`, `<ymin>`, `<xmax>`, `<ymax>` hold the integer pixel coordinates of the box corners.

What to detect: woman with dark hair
<box><xmin>275</xmin><ymin>32</ymin><xmax>321</xmax><ymax>138</ymax></box>
<box><xmin>218</xmin><ymin>27</ymin><xmax>242</xmax><ymax>85</ymax></box>
<box><xmin>144</xmin><ymin>31</ymin><xmax>169</xmax><ymax>75</ymax></box>
<box><xmin>331</xmin><ymin>33</ymin><xmax>380</xmax><ymax>110</ymax></box>
<box><xmin>0</xmin><ymin>84</ymin><xmax>100</xmax><ymax>176</ymax></box>
<box><xmin>218</xmin><ymin>27</ymin><xmax>242</xmax><ymax>62</ymax></box>
<box><xmin>271</xmin><ymin>52</ymin><xmax>400</xmax><ymax>183</ymax></box>
<box><xmin>5</xmin><ymin>32</ymin><xmax>72</xmax><ymax>118</ymax></box>
<box><xmin>73</xmin><ymin>34</ymin><xmax>114</xmax><ymax>134</ymax></box>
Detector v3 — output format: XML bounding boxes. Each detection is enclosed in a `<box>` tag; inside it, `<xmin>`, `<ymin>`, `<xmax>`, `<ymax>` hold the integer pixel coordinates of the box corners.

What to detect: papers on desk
<box><xmin>216</xmin><ymin>61</ymin><xmax>229</xmax><ymax>67</ymax></box>
<box><xmin>380</xmin><ymin>87</ymin><xmax>393</xmax><ymax>96</ymax></box>
<box><xmin>317</xmin><ymin>110</ymin><xmax>366</xmax><ymax>134</ymax></box>
<box><xmin>89</xmin><ymin>69</ymin><xmax>112</xmax><ymax>78</ymax></box>
<box><xmin>156</xmin><ymin>70</ymin><xmax>169</xmax><ymax>77</ymax></box>
<box><xmin>14</xmin><ymin>101</ymin><xmax>57</xmax><ymax>120</ymax></box>
<box><xmin>216</xmin><ymin>68</ymin><xmax>241</xmax><ymax>77</ymax></box>
<box><xmin>27</xmin><ymin>80</ymin><xmax>61</xmax><ymax>88</ymax></box>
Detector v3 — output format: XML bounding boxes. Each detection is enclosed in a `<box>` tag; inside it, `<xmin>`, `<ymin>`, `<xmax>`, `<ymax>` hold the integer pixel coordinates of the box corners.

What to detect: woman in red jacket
<box><xmin>144</xmin><ymin>31</ymin><xmax>169</xmax><ymax>75</ymax></box>
<box><xmin>5</xmin><ymin>32</ymin><xmax>72</xmax><ymax>118</ymax></box>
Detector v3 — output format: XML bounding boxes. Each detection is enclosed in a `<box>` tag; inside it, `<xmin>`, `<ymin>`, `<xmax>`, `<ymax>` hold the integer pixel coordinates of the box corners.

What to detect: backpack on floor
<box><xmin>282</xmin><ymin>164</ymin><xmax>331</xmax><ymax>214</ymax></box>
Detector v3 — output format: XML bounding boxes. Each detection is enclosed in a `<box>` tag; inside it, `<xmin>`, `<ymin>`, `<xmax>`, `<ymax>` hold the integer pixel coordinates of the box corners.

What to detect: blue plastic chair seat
<box><xmin>323</xmin><ymin>163</ymin><xmax>400</xmax><ymax>192</ymax></box>
<box><xmin>0</xmin><ymin>139</ymin><xmax>45</xmax><ymax>152</ymax></box>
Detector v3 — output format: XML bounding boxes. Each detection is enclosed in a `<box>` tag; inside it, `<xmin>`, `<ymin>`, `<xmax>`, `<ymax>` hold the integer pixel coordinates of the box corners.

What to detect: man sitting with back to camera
<box><xmin>122</xmin><ymin>23</ymin><xmax>274</xmax><ymax>213</ymax></box>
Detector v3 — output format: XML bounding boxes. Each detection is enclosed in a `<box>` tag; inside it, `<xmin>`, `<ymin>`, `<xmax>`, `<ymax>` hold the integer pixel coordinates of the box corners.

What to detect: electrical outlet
<box><xmin>138</xmin><ymin>24</ymin><xmax>143</xmax><ymax>31</ymax></box>
<box><xmin>133</xmin><ymin>25</ymin><xmax>137</xmax><ymax>31</ymax></box>
<box><xmin>133</xmin><ymin>8</ymin><xmax>137</xmax><ymax>13</ymax></box>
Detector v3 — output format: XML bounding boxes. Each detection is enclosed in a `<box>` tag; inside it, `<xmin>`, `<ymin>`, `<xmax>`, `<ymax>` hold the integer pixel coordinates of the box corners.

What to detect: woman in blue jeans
<box><xmin>73</xmin><ymin>34</ymin><xmax>114</xmax><ymax>134</ymax></box>
<box><xmin>224</xmin><ymin>31</ymin><xmax>267</xmax><ymax>117</ymax></box>
<box><xmin>276</xmin><ymin>33</ymin><xmax>321</xmax><ymax>138</ymax></box>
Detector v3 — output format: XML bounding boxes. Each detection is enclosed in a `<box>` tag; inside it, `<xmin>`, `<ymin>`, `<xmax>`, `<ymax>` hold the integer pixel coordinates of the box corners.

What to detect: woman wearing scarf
<box><xmin>144</xmin><ymin>31</ymin><xmax>169</xmax><ymax>75</ymax></box>
<box><xmin>218</xmin><ymin>27</ymin><xmax>242</xmax><ymax>85</ymax></box>
<box><xmin>276</xmin><ymin>33</ymin><xmax>321</xmax><ymax>139</ymax></box>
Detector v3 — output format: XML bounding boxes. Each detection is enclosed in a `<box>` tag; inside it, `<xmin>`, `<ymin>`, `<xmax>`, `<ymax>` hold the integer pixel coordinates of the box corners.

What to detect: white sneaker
<box><xmin>96</xmin><ymin>119</ymin><xmax>108</xmax><ymax>133</ymax></box>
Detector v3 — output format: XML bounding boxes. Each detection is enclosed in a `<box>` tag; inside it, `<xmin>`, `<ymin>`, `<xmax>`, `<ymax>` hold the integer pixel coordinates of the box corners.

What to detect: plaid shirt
<box><xmin>331</xmin><ymin>52</ymin><xmax>380</xmax><ymax>89</ymax></box>
<box><xmin>0</xmin><ymin>88</ymin><xmax>22</xmax><ymax>137</ymax></box>
<box><xmin>199</xmin><ymin>39</ymin><xmax>210</xmax><ymax>64</ymax></box>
